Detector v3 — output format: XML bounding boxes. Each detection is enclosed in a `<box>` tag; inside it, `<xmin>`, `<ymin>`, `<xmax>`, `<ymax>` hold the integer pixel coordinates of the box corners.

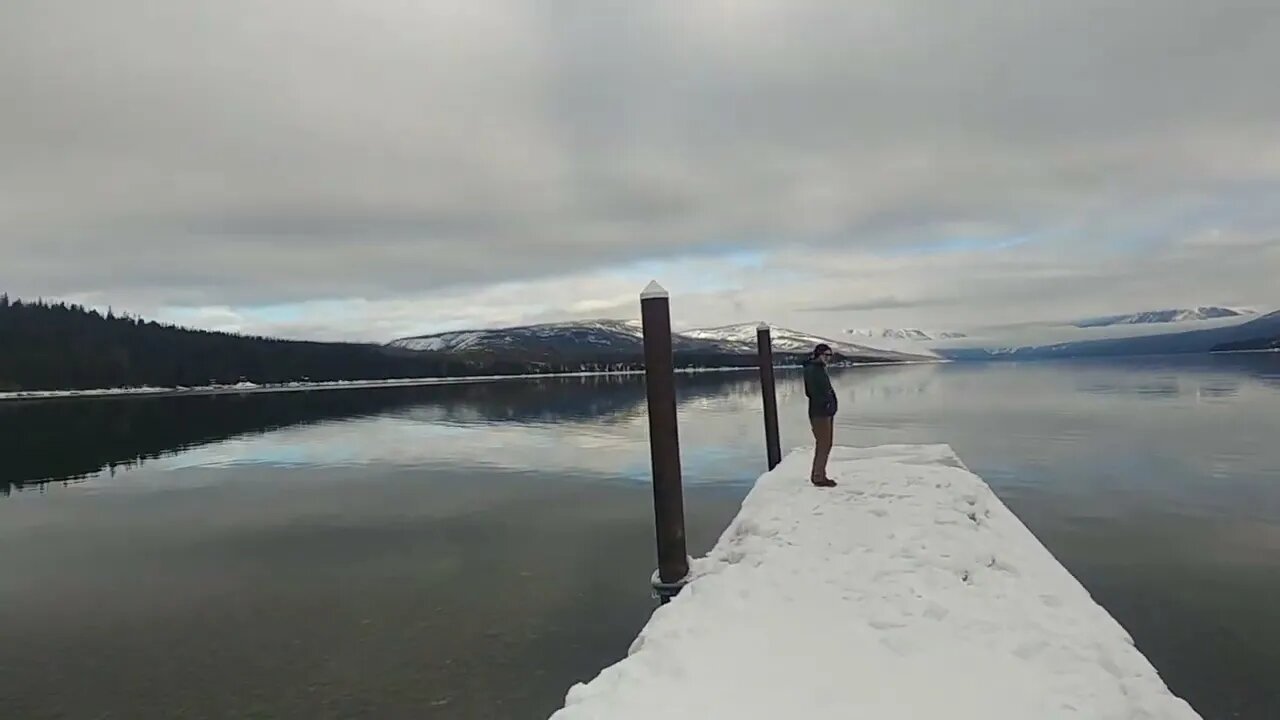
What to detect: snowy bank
<box><xmin>552</xmin><ymin>445</ymin><xmax>1199</xmax><ymax>720</ymax></box>
<box><xmin>0</xmin><ymin>367</ymin><xmax>764</xmax><ymax>403</ymax></box>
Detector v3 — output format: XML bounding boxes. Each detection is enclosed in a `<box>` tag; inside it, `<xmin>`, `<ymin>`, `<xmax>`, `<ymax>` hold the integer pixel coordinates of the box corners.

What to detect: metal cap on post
<box><xmin>640</xmin><ymin>281</ymin><xmax>690</xmax><ymax>603</ymax></box>
<box><xmin>756</xmin><ymin>322</ymin><xmax>783</xmax><ymax>471</ymax></box>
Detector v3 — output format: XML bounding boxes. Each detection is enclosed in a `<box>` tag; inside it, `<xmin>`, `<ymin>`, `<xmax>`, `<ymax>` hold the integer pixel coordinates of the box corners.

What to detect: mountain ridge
<box><xmin>1072</xmin><ymin>306</ymin><xmax>1256</xmax><ymax>328</ymax></box>
<box><xmin>680</xmin><ymin>323</ymin><xmax>923</xmax><ymax>361</ymax></box>
<box><xmin>846</xmin><ymin>328</ymin><xmax>968</xmax><ymax>341</ymax></box>
<box><xmin>940</xmin><ymin>309</ymin><xmax>1280</xmax><ymax>360</ymax></box>
<box><xmin>391</xmin><ymin>320</ymin><xmax>931</xmax><ymax>364</ymax></box>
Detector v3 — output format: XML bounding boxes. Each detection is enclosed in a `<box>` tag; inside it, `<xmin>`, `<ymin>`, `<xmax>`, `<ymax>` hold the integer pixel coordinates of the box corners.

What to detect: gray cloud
<box><xmin>801</xmin><ymin>297</ymin><xmax>940</xmax><ymax>313</ymax></box>
<box><xmin>2</xmin><ymin>0</ymin><xmax>1279</xmax><ymax>330</ymax></box>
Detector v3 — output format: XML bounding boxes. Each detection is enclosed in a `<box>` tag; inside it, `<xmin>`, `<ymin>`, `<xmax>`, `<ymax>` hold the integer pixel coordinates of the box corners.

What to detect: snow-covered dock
<box><xmin>552</xmin><ymin>445</ymin><xmax>1199</xmax><ymax>719</ymax></box>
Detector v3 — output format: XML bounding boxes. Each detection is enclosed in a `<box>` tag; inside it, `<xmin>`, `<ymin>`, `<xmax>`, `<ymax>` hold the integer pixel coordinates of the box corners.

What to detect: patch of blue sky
<box><xmin>611</xmin><ymin>247</ymin><xmax>768</xmax><ymax>294</ymax></box>
<box><xmin>157</xmin><ymin>306</ymin><xmax>221</xmax><ymax>323</ymax></box>
<box><xmin>166</xmin><ymin>299</ymin><xmax>359</xmax><ymax>328</ymax></box>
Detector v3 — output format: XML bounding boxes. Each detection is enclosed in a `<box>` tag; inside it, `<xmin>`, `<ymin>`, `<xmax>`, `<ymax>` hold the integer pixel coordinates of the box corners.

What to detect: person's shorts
<box><xmin>808</xmin><ymin>402</ymin><xmax>836</xmax><ymax>420</ymax></box>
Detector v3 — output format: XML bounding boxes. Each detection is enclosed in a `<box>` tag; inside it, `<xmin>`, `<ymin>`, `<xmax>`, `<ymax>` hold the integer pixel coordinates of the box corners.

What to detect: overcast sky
<box><xmin>3</xmin><ymin>0</ymin><xmax>1278</xmax><ymax>342</ymax></box>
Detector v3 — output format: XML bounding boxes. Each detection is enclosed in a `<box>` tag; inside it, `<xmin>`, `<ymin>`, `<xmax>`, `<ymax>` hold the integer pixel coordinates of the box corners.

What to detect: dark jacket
<box><xmin>803</xmin><ymin>358</ymin><xmax>837</xmax><ymax>418</ymax></box>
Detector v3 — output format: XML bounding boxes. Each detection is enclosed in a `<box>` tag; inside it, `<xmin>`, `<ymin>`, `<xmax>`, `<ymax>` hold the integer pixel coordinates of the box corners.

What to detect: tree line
<box><xmin>0</xmin><ymin>294</ymin><xmax>795</xmax><ymax>391</ymax></box>
<box><xmin>0</xmin><ymin>295</ymin><xmax>488</xmax><ymax>391</ymax></box>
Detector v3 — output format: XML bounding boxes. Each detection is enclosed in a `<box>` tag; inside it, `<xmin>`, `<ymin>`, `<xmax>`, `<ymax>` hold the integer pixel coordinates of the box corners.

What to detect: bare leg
<box><xmin>816</xmin><ymin>417</ymin><xmax>834</xmax><ymax>477</ymax></box>
<box><xmin>810</xmin><ymin>416</ymin><xmax>836</xmax><ymax>486</ymax></box>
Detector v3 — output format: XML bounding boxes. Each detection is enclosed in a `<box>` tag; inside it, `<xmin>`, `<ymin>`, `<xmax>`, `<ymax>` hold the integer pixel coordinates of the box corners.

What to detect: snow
<box><xmin>393</xmin><ymin>334</ymin><xmax>455</xmax><ymax>351</ymax></box>
<box><xmin>552</xmin><ymin>445</ymin><xmax>1199</xmax><ymax>720</ymax></box>
<box><xmin>390</xmin><ymin>320</ymin><xmax>648</xmax><ymax>352</ymax></box>
<box><xmin>0</xmin><ymin>366</ymin><xmax>768</xmax><ymax>403</ymax></box>
<box><xmin>640</xmin><ymin>280</ymin><xmax>669</xmax><ymax>300</ymax></box>
<box><xmin>389</xmin><ymin>329</ymin><xmax>502</xmax><ymax>352</ymax></box>
<box><xmin>416</xmin><ymin>337</ymin><xmax>449</xmax><ymax>351</ymax></box>
<box><xmin>683</xmin><ymin>323</ymin><xmax>916</xmax><ymax>360</ymax></box>
<box><xmin>945</xmin><ymin>311</ymin><xmax>1269</xmax><ymax>353</ymax></box>
<box><xmin>388</xmin><ymin>319</ymin><xmax>931</xmax><ymax>361</ymax></box>
<box><xmin>847</xmin><ymin>327</ymin><xmax>966</xmax><ymax>341</ymax></box>
<box><xmin>842</xmin><ymin>329</ymin><xmax>951</xmax><ymax>357</ymax></box>
<box><xmin>684</xmin><ymin>323</ymin><xmax>820</xmax><ymax>351</ymax></box>
<box><xmin>0</xmin><ymin>385</ymin><xmax>174</xmax><ymax>401</ymax></box>
<box><xmin>0</xmin><ymin>377</ymin><xmax>489</xmax><ymax>401</ymax></box>
<box><xmin>1075</xmin><ymin>306</ymin><xmax>1257</xmax><ymax>328</ymax></box>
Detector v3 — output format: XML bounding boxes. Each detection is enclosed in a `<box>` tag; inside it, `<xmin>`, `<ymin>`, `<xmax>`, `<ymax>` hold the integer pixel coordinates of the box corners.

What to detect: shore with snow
<box><xmin>552</xmin><ymin>445</ymin><xmax>1199</xmax><ymax>719</ymax></box>
<box><xmin>0</xmin><ymin>376</ymin><xmax>499</xmax><ymax>402</ymax></box>
<box><xmin>0</xmin><ymin>367</ymin><xmax>761</xmax><ymax>403</ymax></box>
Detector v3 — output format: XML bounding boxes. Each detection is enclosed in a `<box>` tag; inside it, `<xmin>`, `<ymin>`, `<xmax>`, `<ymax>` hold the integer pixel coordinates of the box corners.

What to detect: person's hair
<box><xmin>813</xmin><ymin>343</ymin><xmax>832</xmax><ymax>357</ymax></box>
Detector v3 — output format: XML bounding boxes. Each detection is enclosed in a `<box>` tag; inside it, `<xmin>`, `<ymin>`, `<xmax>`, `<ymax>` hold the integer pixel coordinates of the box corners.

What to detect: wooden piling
<box><xmin>756</xmin><ymin>323</ymin><xmax>783</xmax><ymax>471</ymax></box>
<box><xmin>640</xmin><ymin>281</ymin><xmax>689</xmax><ymax>602</ymax></box>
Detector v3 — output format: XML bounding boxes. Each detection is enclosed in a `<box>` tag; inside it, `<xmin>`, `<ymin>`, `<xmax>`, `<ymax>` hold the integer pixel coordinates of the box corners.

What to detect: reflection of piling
<box><xmin>640</xmin><ymin>281</ymin><xmax>689</xmax><ymax>603</ymax></box>
<box><xmin>756</xmin><ymin>323</ymin><xmax>783</xmax><ymax>471</ymax></box>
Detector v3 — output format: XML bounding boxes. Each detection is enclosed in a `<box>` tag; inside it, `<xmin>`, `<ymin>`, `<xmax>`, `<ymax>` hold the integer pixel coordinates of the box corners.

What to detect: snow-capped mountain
<box><xmin>391</xmin><ymin>320</ymin><xmax>931</xmax><ymax>364</ymax></box>
<box><xmin>390</xmin><ymin>319</ymin><xmax>763</xmax><ymax>363</ymax></box>
<box><xmin>681</xmin><ymin>323</ymin><xmax>925</xmax><ymax>361</ymax></box>
<box><xmin>831</xmin><ymin>328</ymin><xmax>968</xmax><ymax>357</ymax></box>
<box><xmin>846</xmin><ymin>328</ymin><xmax>968</xmax><ymax>341</ymax></box>
<box><xmin>1072</xmin><ymin>307</ymin><xmax>1256</xmax><ymax>328</ymax></box>
<box><xmin>939</xmin><ymin>309</ymin><xmax>1280</xmax><ymax>361</ymax></box>
<box><xmin>391</xmin><ymin>320</ymin><xmax>648</xmax><ymax>353</ymax></box>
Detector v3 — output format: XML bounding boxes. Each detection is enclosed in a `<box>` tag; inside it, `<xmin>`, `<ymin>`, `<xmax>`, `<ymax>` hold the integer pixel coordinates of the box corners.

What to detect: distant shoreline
<box><xmin>0</xmin><ymin>360</ymin><xmax>942</xmax><ymax>404</ymax></box>
<box><xmin>1209</xmin><ymin>347</ymin><xmax>1280</xmax><ymax>355</ymax></box>
<box><xmin>0</xmin><ymin>367</ymin><xmax>730</xmax><ymax>403</ymax></box>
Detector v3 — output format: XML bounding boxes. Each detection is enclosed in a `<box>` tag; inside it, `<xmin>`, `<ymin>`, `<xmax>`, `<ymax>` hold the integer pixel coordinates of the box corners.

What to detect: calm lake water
<box><xmin>2</xmin><ymin>355</ymin><xmax>1279</xmax><ymax>719</ymax></box>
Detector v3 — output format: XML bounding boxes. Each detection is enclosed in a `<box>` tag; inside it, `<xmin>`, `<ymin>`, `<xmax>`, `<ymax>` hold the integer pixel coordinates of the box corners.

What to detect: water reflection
<box><xmin>0</xmin><ymin>372</ymin><xmax>768</xmax><ymax>495</ymax></box>
<box><xmin>1196</xmin><ymin>380</ymin><xmax>1240</xmax><ymax>399</ymax></box>
<box><xmin>6</xmin><ymin>356</ymin><xmax>1280</xmax><ymax>498</ymax></box>
<box><xmin>2</xmin><ymin>354</ymin><xmax>1279</xmax><ymax>718</ymax></box>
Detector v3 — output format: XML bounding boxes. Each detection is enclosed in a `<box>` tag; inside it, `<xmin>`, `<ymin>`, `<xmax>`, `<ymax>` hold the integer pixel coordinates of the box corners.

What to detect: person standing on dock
<box><xmin>803</xmin><ymin>343</ymin><xmax>838</xmax><ymax>487</ymax></box>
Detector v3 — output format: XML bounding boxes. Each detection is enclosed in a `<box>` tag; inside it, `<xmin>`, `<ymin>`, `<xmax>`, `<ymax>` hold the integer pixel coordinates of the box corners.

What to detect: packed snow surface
<box><xmin>552</xmin><ymin>445</ymin><xmax>1199</xmax><ymax>720</ymax></box>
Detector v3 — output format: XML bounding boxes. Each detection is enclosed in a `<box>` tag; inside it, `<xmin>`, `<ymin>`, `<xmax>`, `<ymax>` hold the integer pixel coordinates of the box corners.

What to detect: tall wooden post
<box><xmin>640</xmin><ymin>281</ymin><xmax>689</xmax><ymax>603</ymax></box>
<box><xmin>757</xmin><ymin>323</ymin><xmax>783</xmax><ymax>470</ymax></box>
